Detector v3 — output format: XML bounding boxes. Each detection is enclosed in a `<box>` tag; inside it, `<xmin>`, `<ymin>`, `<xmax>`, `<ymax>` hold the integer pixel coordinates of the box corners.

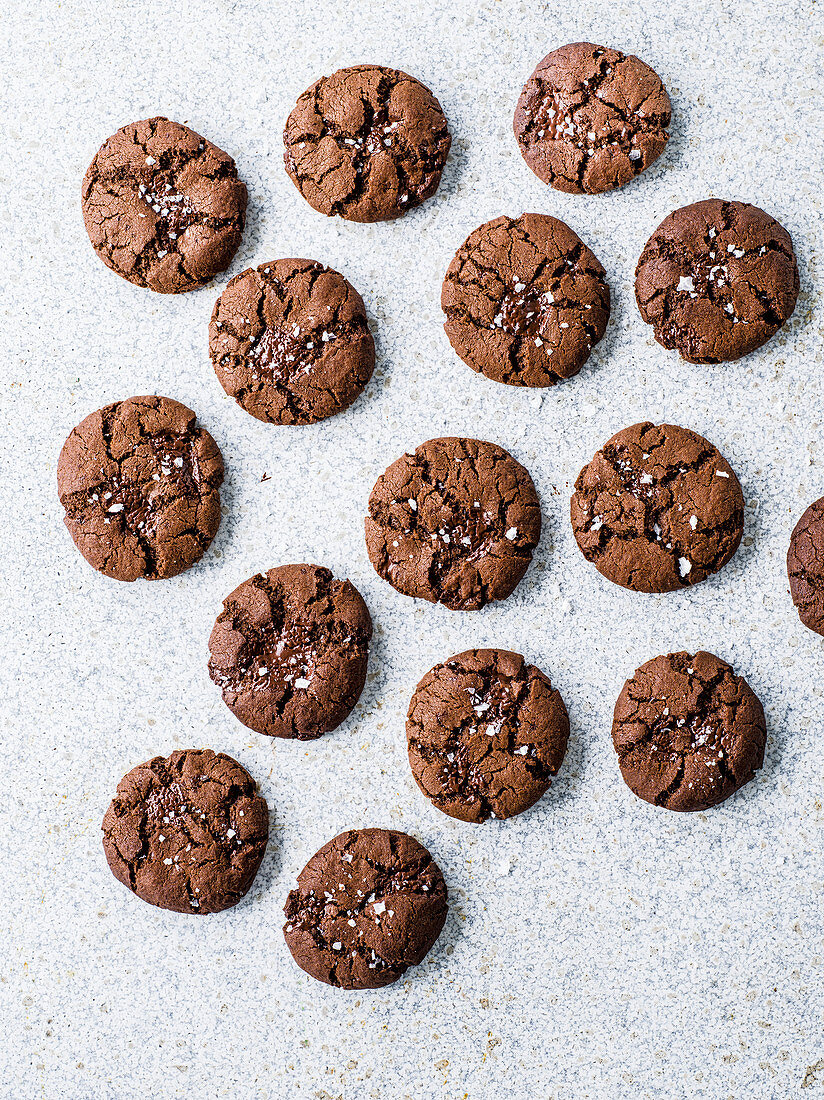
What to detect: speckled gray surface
<box><xmin>2</xmin><ymin>1</ymin><xmax>823</xmax><ymax>1097</ymax></box>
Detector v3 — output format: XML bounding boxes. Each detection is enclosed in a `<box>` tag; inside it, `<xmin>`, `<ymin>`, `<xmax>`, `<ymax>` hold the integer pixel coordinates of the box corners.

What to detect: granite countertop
<box><xmin>2</xmin><ymin>0</ymin><xmax>823</xmax><ymax>1096</ymax></box>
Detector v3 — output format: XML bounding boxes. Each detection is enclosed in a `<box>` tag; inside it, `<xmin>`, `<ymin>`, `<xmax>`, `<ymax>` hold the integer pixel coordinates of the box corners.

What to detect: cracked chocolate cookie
<box><xmin>57</xmin><ymin>395</ymin><xmax>224</xmax><ymax>581</ymax></box>
<box><xmin>407</xmin><ymin>649</ymin><xmax>569</xmax><ymax>823</ymax></box>
<box><xmin>441</xmin><ymin>213</ymin><xmax>609</xmax><ymax>387</ymax></box>
<box><xmin>513</xmin><ymin>42</ymin><xmax>670</xmax><ymax>195</ymax></box>
<box><xmin>635</xmin><ymin>199</ymin><xmax>799</xmax><ymax>363</ymax></box>
<box><xmin>283</xmin><ymin>65</ymin><xmax>451</xmax><ymax>222</ymax></box>
<box><xmin>208</xmin><ymin>564</ymin><xmax>372</xmax><ymax>739</ymax></box>
<box><xmin>209</xmin><ymin>258</ymin><xmax>375</xmax><ymax>425</ymax></box>
<box><xmin>283</xmin><ymin>828</ymin><xmax>447</xmax><ymax>988</ymax></box>
<box><xmin>571</xmin><ymin>422</ymin><xmax>744</xmax><ymax>593</ymax></box>
<box><xmin>82</xmin><ymin>117</ymin><xmax>247</xmax><ymax>293</ymax></box>
<box><xmin>365</xmin><ymin>437</ymin><xmax>541</xmax><ymax>611</ymax></box>
<box><xmin>612</xmin><ymin>651</ymin><xmax>767</xmax><ymax>811</ymax></box>
<box><xmin>787</xmin><ymin>496</ymin><xmax>824</xmax><ymax>637</ymax></box>
<box><xmin>102</xmin><ymin>748</ymin><xmax>269</xmax><ymax>913</ymax></box>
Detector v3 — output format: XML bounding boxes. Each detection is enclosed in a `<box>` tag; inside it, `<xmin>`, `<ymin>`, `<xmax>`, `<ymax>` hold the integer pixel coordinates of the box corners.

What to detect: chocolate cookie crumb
<box><xmin>283</xmin><ymin>65</ymin><xmax>451</xmax><ymax>222</ymax></box>
<box><xmin>612</xmin><ymin>651</ymin><xmax>767</xmax><ymax>811</ymax></box>
<box><xmin>82</xmin><ymin>117</ymin><xmax>247</xmax><ymax>293</ymax></box>
<box><xmin>57</xmin><ymin>395</ymin><xmax>224</xmax><ymax>581</ymax></box>
<box><xmin>102</xmin><ymin>748</ymin><xmax>269</xmax><ymax>913</ymax></box>
<box><xmin>407</xmin><ymin>648</ymin><xmax>569</xmax><ymax>822</ymax></box>
<box><xmin>283</xmin><ymin>828</ymin><xmax>447</xmax><ymax>988</ymax></box>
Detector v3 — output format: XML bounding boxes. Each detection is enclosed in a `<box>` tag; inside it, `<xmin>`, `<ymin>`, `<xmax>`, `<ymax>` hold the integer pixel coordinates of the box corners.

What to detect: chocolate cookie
<box><xmin>441</xmin><ymin>213</ymin><xmax>609</xmax><ymax>387</ymax></box>
<box><xmin>612</xmin><ymin>651</ymin><xmax>767</xmax><ymax>811</ymax></box>
<box><xmin>208</xmin><ymin>564</ymin><xmax>372</xmax><ymax>740</ymax></box>
<box><xmin>102</xmin><ymin>748</ymin><xmax>269</xmax><ymax>913</ymax></box>
<box><xmin>635</xmin><ymin>199</ymin><xmax>799</xmax><ymax>363</ymax></box>
<box><xmin>406</xmin><ymin>649</ymin><xmax>569</xmax><ymax>823</ymax></box>
<box><xmin>571</xmin><ymin>422</ymin><xmax>744</xmax><ymax>593</ymax></box>
<box><xmin>365</xmin><ymin>437</ymin><xmax>541</xmax><ymax>611</ymax></box>
<box><xmin>57</xmin><ymin>395</ymin><xmax>224</xmax><ymax>581</ymax></box>
<box><xmin>283</xmin><ymin>65</ymin><xmax>451</xmax><ymax>222</ymax></box>
<box><xmin>82</xmin><ymin>117</ymin><xmax>247</xmax><ymax>293</ymax></box>
<box><xmin>513</xmin><ymin>42</ymin><xmax>670</xmax><ymax>195</ymax></box>
<box><xmin>283</xmin><ymin>828</ymin><xmax>447</xmax><ymax>988</ymax></box>
<box><xmin>787</xmin><ymin>496</ymin><xmax>824</xmax><ymax>637</ymax></box>
<box><xmin>209</xmin><ymin>258</ymin><xmax>375</xmax><ymax>425</ymax></box>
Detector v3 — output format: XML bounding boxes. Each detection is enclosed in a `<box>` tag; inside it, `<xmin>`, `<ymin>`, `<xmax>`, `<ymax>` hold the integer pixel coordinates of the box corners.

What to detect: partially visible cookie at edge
<box><xmin>635</xmin><ymin>199</ymin><xmax>799</xmax><ymax>363</ymax></box>
<box><xmin>365</xmin><ymin>436</ymin><xmax>542</xmax><ymax>611</ymax></box>
<box><xmin>82</xmin><ymin>116</ymin><xmax>247</xmax><ymax>293</ymax></box>
<box><xmin>102</xmin><ymin>748</ymin><xmax>269</xmax><ymax>913</ymax></box>
<box><xmin>57</xmin><ymin>395</ymin><xmax>224</xmax><ymax>581</ymax></box>
<box><xmin>787</xmin><ymin>496</ymin><xmax>824</xmax><ymax>637</ymax></box>
<box><xmin>513</xmin><ymin>42</ymin><xmax>671</xmax><ymax>195</ymax></box>
<box><xmin>283</xmin><ymin>828</ymin><xmax>448</xmax><ymax>988</ymax></box>
<box><xmin>570</xmin><ymin>421</ymin><xmax>744</xmax><ymax>593</ymax></box>
<box><xmin>442</xmin><ymin>213</ymin><xmax>610</xmax><ymax>387</ymax></box>
<box><xmin>612</xmin><ymin>651</ymin><xmax>767</xmax><ymax>811</ymax></box>
<box><xmin>407</xmin><ymin>648</ymin><xmax>569</xmax><ymax>822</ymax></box>
<box><xmin>208</xmin><ymin>564</ymin><xmax>373</xmax><ymax>739</ymax></box>
<box><xmin>283</xmin><ymin>64</ymin><xmax>451</xmax><ymax>222</ymax></box>
<box><xmin>209</xmin><ymin>258</ymin><xmax>375</xmax><ymax>425</ymax></box>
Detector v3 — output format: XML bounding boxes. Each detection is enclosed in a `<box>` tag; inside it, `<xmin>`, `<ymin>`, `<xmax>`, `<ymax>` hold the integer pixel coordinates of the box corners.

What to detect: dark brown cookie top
<box><xmin>612</xmin><ymin>651</ymin><xmax>767</xmax><ymax>811</ymax></box>
<box><xmin>208</xmin><ymin>564</ymin><xmax>372</xmax><ymax>740</ymax></box>
<box><xmin>283</xmin><ymin>828</ymin><xmax>447</xmax><ymax>988</ymax></box>
<box><xmin>57</xmin><ymin>395</ymin><xmax>224</xmax><ymax>581</ymax></box>
<box><xmin>283</xmin><ymin>65</ymin><xmax>451</xmax><ymax>223</ymax></box>
<box><xmin>513</xmin><ymin>42</ymin><xmax>670</xmax><ymax>195</ymax></box>
<box><xmin>635</xmin><ymin>199</ymin><xmax>799</xmax><ymax>363</ymax></box>
<box><xmin>102</xmin><ymin>749</ymin><xmax>269</xmax><ymax>913</ymax></box>
<box><xmin>406</xmin><ymin>649</ymin><xmax>569</xmax><ymax>823</ymax></box>
<box><xmin>82</xmin><ymin>117</ymin><xmax>247</xmax><ymax>293</ymax></box>
<box><xmin>209</xmin><ymin>258</ymin><xmax>375</xmax><ymax>425</ymax></box>
<box><xmin>365</xmin><ymin>437</ymin><xmax>541</xmax><ymax>611</ymax></box>
<box><xmin>571</xmin><ymin>422</ymin><xmax>744</xmax><ymax>593</ymax></box>
<box><xmin>787</xmin><ymin>496</ymin><xmax>824</xmax><ymax>637</ymax></box>
<box><xmin>441</xmin><ymin>213</ymin><xmax>610</xmax><ymax>387</ymax></box>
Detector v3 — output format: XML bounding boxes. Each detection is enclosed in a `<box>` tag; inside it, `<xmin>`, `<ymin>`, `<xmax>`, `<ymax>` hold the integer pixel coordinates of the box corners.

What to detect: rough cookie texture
<box><xmin>406</xmin><ymin>649</ymin><xmax>569</xmax><ymax>823</ymax></box>
<box><xmin>365</xmin><ymin>437</ymin><xmax>541</xmax><ymax>611</ymax></box>
<box><xmin>102</xmin><ymin>749</ymin><xmax>269</xmax><ymax>913</ymax></box>
<box><xmin>82</xmin><ymin>117</ymin><xmax>247</xmax><ymax>293</ymax></box>
<box><xmin>283</xmin><ymin>828</ymin><xmax>447</xmax><ymax>988</ymax></box>
<box><xmin>571</xmin><ymin>422</ymin><xmax>744</xmax><ymax>593</ymax></box>
<box><xmin>209</xmin><ymin>258</ymin><xmax>375</xmax><ymax>425</ymax></box>
<box><xmin>208</xmin><ymin>564</ymin><xmax>372</xmax><ymax>739</ymax></box>
<box><xmin>635</xmin><ymin>199</ymin><xmax>799</xmax><ymax>363</ymax></box>
<box><xmin>57</xmin><ymin>395</ymin><xmax>224</xmax><ymax>581</ymax></box>
<box><xmin>513</xmin><ymin>42</ymin><xmax>670</xmax><ymax>195</ymax></box>
<box><xmin>441</xmin><ymin>213</ymin><xmax>609</xmax><ymax>387</ymax></box>
<box><xmin>787</xmin><ymin>496</ymin><xmax>824</xmax><ymax>637</ymax></box>
<box><xmin>283</xmin><ymin>65</ymin><xmax>451</xmax><ymax>222</ymax></box>
<box><xmin>612</xmin><ymin>651</ymin><xmax>767</xmax><ymax>811</ymax></box>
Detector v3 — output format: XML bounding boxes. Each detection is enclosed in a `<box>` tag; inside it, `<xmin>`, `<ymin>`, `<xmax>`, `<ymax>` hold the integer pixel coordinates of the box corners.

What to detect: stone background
<box><xmin>1</xmin><ymin>0</ymin><xmax>822</xmax><ymax>1096</ymax></box>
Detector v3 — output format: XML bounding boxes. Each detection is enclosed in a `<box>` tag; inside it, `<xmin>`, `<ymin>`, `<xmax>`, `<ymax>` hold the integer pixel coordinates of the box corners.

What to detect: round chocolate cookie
<box><xmin>82</xmin><ymin>117</ymin><xmax>247</xmax><ymax>293</ymax></box>
<box><xmin>513</xmin><ymin>42</ymin><xmax>670</xmax><ymax>195</ymax></box>
<box><xmin>283</xmin><ymin>65</ymin><xmax>451</xmax><ymax>222</ymax></box>
<box><xmin>787</xmin><ymin>496</ymin><xmax>824</xmax><ymax>637</ymax></box>
<box><xmin>57</xmin><ymin>395</ymin><xmax>224</xmax><ymax>581</ymax></box>
<box><xmin>571</xmin><ymin>422</ymin><xmax>744</xmax><ymax>593</ymax></box>
<box><xmin>365</xmin><ymin>437</ymin><xmax>541</xmax><ymax>611</ymax></box>
<box><xmin>102</xmin><ymin>748</ymin><xmax>269</xmax><ymax>913</ymax></box>
<box><xmin>612</xmin><ymin>651</ymin><xmax>767</xmax><ymax>811</ymax></box>
<box><xmin>635</xmin><ymin>199</ymin><xmax>799</xmax><ymax>363</ymax></box>
<box><xmin>209</xmin><ymin>258</ymin><xmax>375</xmax><ymax>425</ymax></box>
<box><xmin>406</xmin><ymin>649</ymin><xmax>569</xmax><ymax>823</ymax></box>
<box><xmin>208</xmin><ymin>564</ymin><xmax>372</xmax><ymax>740</ymax></box>
<box><xmin>441</xmin><ymin>213</ymin><xmax>610</xmax><ymax>387</ymax></box>
<box><xmin>283</xmin><ymin>828</ymin><xmax>447</xmax><ymax>988</ymax></box>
